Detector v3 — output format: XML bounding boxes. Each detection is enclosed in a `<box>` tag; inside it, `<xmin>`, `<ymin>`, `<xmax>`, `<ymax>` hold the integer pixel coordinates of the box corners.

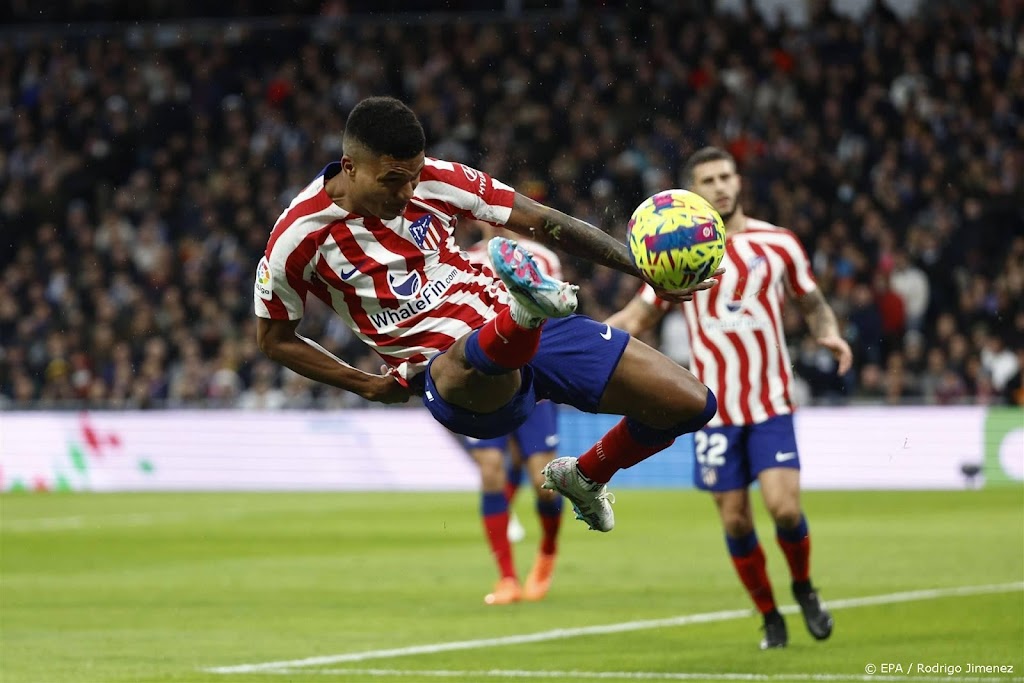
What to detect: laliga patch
<box><xmin>255</xmin><ymin>256</ymin><xmax>274</xmax><ymax>300</ymax></box>
<box><xmin>692</xmin><ymin>219</ymin><xmax>720</xmax><ymax>244</ymax></box>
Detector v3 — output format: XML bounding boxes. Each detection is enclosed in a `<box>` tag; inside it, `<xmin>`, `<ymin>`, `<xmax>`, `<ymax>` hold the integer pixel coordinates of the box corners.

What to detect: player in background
<box><xmin>462</xmin><ymin>228</ymin><xmax>564</xmax><ymax>605</ymax></box>
<box><xmin>607</xmin><ymin>147</ymin><xmax>852</xmax><ymax>649</ymax></box>
<box><xmin>254</xmin><ymin>97</ymin><xmax>722</xmax><ymax>540</ymax></box>
<box><xmin>463</xmin><ymin>404</ymin><xmax>561</xmax><ymax>604</ymax></box>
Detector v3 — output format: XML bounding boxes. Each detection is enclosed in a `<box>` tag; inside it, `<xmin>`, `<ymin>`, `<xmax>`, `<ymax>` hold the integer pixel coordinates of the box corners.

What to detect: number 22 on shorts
<box><xmin>694</xmin><ymin>431</ymin><xmax>727</xmax><ymax>467</ymax></box>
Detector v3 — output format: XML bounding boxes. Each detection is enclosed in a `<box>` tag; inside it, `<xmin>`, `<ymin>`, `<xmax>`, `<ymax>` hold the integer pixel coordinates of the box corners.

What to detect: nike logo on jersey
<box><xmin>339</xmin><ymin>266</ymin><xmax>359</xmax><ymax>280</ymax></box>
<box><xmin>775</xmin><ymin>451</ymin><xmax>797</xmax><ymax>462</ymax></box>
<box><xmin>600</xmin><ymin>324</ymin><xmax>613</xmax><ymax>340</ymax></box>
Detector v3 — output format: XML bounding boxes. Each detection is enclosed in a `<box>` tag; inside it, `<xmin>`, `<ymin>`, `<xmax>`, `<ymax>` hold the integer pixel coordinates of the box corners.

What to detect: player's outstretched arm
<box><xmin>605</xmin><ymin>296</ymin><xmax>666</xmax><ymax>337</ymax></box>
<box><xmin>505</xmin><ymin>194</ymin><xmax>721</xmax><ymax>297</ymax></box>
<box><xmin>796</xmin><ymin>289</ymin><xmax>853</xmax><ymax>375</ymax></box>
<box><xmin>256</xmin><ymin>317</ymin><xmax>411</xmax><ymax>404</ymax></box>
<box><xmin>505</xmin><ymin>193</ymin><xmax>640</xmax><ymax>275</ymax></box>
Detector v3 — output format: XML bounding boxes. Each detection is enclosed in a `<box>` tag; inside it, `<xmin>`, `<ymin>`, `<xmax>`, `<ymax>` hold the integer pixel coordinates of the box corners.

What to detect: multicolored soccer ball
<box><xmin>627</xmin><ymin>189</ymin><xmax>727</xmax><ymax>291</ymax></box>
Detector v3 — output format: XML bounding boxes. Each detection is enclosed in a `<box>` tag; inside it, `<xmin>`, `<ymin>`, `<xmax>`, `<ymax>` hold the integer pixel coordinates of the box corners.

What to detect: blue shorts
<box><xmin>463</xmin><ymin>399</ymin><xmax>559</xmax><ymax>457</ymax></box>
<box><xmin>422</xmin><ymin>315</ymin><xmax>630</xmax><ymax>439</ymax></box>
<box><xmin>693</xmin><ymin>413</ymin><xmax>800</xmax><ymax>491</ymax></box>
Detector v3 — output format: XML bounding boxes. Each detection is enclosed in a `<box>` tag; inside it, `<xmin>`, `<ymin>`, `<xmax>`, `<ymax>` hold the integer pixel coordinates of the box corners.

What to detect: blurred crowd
<box><xmin>1</xmin><ymin>0</ymin><xmax>1022</xmax><ymax>410</ymax></box>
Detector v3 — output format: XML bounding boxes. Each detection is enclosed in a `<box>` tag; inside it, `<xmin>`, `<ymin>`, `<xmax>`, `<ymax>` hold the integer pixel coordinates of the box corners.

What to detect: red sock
<box><xmin>777</xmin><ymin>535</ymin><xmax>811</xmax><ymax>583</ymax></box>
<box><xmin>576</xmin><ymin>418</ymin><xmax>674</xmax><ymax>484</ymax></box>
<box><xmin>731</xmin><ymin>544</ymin><xmax>777</xmax><ymax>614</ymax></box>
<box><xmin>483</xmin><ymin>512</ymin><xmax>516</xmax><ymax>579</ymax></box>
<box><xmin>538</xmin><ymin>510</ymin><xmax>561</xmax><ymax>555</ymax></box>
<box><xmin>476</xmin><ymin>308</ymin><xmax>542</xmax><ymax>370</ymax></box>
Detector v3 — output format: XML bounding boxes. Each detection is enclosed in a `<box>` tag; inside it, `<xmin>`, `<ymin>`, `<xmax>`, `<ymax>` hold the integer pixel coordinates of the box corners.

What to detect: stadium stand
<box><xmin>0</xmin><ymin>0</ymin><xmax>1021</xmax><ymax>408</ymax></box>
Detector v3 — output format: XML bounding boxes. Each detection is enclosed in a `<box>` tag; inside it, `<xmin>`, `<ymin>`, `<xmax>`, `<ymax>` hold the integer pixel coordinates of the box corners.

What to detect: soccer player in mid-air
<box><xmin>254</xmin><ymin>96</ymin><xmax>721</xmax><ymax>544</ymax></box>
<box><xmin>608</xmin><ymin>147</ymin><xmax>852</xmax><ymax>649</ymax></box>
<box><xmin>462</xmin><ymin>229</ymin><xmax>564</xmax><ymax>606</ymax></box>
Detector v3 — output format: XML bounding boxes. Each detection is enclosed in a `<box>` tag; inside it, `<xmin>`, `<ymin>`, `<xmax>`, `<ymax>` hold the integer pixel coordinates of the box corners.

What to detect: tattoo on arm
<box><xmin>798</xmin><ymin>289</ymin><xmax>840</xmax><ymax>339</ymax></box>
<box><xmin>541</xmin><ymin>219</ymin><xmax>563</xmax><ymax>242</ymax></box>
<box><xmin>544</xmin><ymin>214</ymin><xmax>639</xmax><ymax>275</ymax></box>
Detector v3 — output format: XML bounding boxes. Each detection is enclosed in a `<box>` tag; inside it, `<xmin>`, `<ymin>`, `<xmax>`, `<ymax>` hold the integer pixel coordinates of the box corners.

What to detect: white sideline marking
<box><xmin>206</xmin><ymin>582</ymin><xmax>1024</xmax><ymax>675</ymax></box>
<box><xmin>255</xmin><ymin>668</ymin><xmax>1023</xmax><ymax>682</ymax></box>
<box><xmin>2</xmin><ymin>507</ymin><xmax>268</xmax><ymax>532</ymax></box>
<box><xmin>2</xmin><ymin>513</ymin><xmax>173</xmax><ymax>532</ymax></box>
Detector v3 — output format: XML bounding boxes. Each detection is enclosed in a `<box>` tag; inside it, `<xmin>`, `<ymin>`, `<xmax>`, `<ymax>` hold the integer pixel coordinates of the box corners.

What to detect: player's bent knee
<box><xmin>723</xmin><ymin>517</ymin><xmax>755</xmax><ymax>538</ymax></box>
<box><xmin>686</xmin><ymin>387</ymin><xmax>717</xmax><ymax>430</ymax></box>
<box><xmin>628</xmin><ymin>387</ymin><xmax>718</xmax><ymax>442</ymax></box>
<box><xmin>770</xmin><ymin>506</ymin><xmax>803</xmax><ymax>529</ymax></box>
<box><xmin>472</xmin><ymin>449</ymin><xmax>506</xmax><ymax>488</ymax></box>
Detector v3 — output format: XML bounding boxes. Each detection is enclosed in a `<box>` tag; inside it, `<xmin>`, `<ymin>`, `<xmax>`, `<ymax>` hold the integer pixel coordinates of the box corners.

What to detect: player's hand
<box><xmin>652</xmin><ymin>267</ymin><xmax>725</xmax><ymax>303</ymax></box>
<box><xmin>818</xmin><ymin>335</ymin><xmax>853</xmax><ymax>375</ymax></box>
<box><xmin>366</xmin><ymin>365</ymin><xmax>413</xmax><ymax>404</ymax></box>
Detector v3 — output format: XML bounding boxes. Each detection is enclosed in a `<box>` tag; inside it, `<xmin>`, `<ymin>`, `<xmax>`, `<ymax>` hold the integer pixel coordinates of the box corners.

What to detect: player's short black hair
<box><xmin>343</xmin><ymin>96</ymin><xmax>425</xmax><ymax>159</ymax></box>
<box><xmin>681</xmin><ymin>147</ymin><xmax>737</xmax><ymax>186</ymax></box>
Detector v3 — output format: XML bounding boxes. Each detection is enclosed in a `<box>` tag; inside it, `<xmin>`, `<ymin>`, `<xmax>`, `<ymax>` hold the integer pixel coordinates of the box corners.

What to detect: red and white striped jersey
<box><xmin>254</xmin><ymin>158</ymin><xmax>517</xmax><ymax>383</ymax></box>
<box><xmin>641</xmin><ymin>217</ymin><xmax>817</xmax><ymax>426</ymax></box>
<box><xmin>465</xmin><ymin>237</ymin><xmax>563</xmax><ymax>280</ymax></box>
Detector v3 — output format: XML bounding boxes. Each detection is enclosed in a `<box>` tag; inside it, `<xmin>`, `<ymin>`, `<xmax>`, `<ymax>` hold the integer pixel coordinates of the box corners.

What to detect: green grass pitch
<box><xmin>2</xmin><ymin>488</ymin><xmax>1022</xmax><ymax>683</ymax></box>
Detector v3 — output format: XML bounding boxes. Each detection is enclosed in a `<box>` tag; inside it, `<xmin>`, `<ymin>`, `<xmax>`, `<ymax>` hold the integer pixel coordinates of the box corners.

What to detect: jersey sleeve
<box><xmin>638</xmin><ymin>283</ymin><xmax>674</xmax><ymax>312</ymax></box>
<box><xmin>780</xmin><ymin>230</ymin><xmax>817</xmax><ymax>297</ymax></box>
<box><xmin>253</xmin><ymin>242</ymin><xmax>308</xmax><ymax>321</ymax></box>
<box><xmin>418</xmin><ymin>158</ymin><xmax>516</xmax><ymax>226</ymax></box>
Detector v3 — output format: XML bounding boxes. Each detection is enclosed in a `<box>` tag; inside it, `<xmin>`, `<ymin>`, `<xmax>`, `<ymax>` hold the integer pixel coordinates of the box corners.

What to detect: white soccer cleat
<box><xmin>540</xmin><ymin>457</ymin><xmax>615</xmax><ymax>532</ymax></box>
<box><xmin>488</xmin><ymin>237</ymin><xmax>578</xmax><ymax>321</ymax></box>
<box><xmin>506</xmin><ymin>511</ymin><xmax>527</xmax><ymax>543</ymax></box>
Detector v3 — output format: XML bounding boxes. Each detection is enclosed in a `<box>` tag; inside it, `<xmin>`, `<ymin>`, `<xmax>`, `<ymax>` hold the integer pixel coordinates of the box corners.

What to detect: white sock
<box><xmin>507</xmin><ymin>297</ymin><xmax>545</xmax><ymax>329</ymax></box>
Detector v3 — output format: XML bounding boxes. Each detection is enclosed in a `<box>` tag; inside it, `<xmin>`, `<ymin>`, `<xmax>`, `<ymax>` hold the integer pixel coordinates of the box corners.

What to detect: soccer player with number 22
<box><xmin>609</xmin><ymin>147</ymin><xmax>853</xmax><ymax>649</ymax></box>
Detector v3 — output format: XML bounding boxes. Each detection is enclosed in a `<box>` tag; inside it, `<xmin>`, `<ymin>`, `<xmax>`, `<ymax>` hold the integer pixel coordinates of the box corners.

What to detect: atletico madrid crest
<box><xmin>409</xmin><ymin>214</ymin><xmax>443</xmax><ymax>251</ymax></box>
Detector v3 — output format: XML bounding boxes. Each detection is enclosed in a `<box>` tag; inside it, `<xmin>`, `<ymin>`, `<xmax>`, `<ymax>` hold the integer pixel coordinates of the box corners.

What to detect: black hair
<box><xmin>681</xmin><ymin>146</ymin><xmax>736</xmax><ymax>186</ymax></box>
<box><xmin>343</xmin><ymin>96</ymin><xmax>425</xmax><ymax>159</ymax></box>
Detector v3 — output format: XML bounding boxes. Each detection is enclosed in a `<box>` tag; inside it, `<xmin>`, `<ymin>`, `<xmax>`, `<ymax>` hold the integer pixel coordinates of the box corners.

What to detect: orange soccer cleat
<box><xmin>523</xmin><ymin>552</ymin><xmax>557</xmax><ymax>602</ymax></box>
<box><xmin>484</xmin><ymin>576</ymin><xmax>522</xmax><ymax>605</ymax></box>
